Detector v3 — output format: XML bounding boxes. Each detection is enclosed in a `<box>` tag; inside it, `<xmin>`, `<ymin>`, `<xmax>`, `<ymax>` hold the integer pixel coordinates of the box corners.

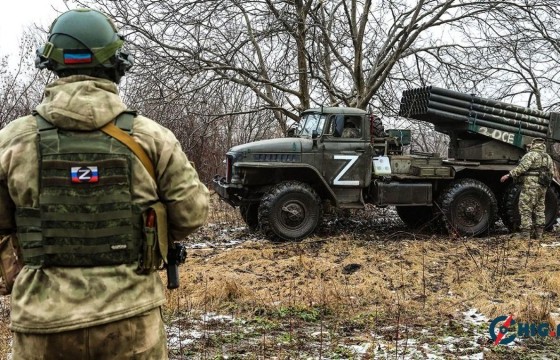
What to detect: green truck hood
<box><xmin>230</xmin><ymin>137</ymin><xmax>312</xmax><ymax>154</ymax></box>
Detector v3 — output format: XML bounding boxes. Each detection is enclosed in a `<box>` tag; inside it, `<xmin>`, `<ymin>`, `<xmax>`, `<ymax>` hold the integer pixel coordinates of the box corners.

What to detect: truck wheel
<box><xmin>438</xmin><ymin>178</ymin><xmax>497</xmax><ymax>236</ymax></box>
<box><xmin>500</xmin><ymin>184</ymin><xmax>560</xmax><ymax>231</ymax></box>
<box><xmin>258</xmin><ymin>181</ymin><xmax>322</xmax><ymax>241</ymax></box>
<box><xmin>396</xmin><ymin>206</ymin><xmax>435</xmax><ymax>230</ymax></box>
<box><xmin>239</xmin><ymin>203</ymin><xmax>259</xmax><ymax>231</ymax></box>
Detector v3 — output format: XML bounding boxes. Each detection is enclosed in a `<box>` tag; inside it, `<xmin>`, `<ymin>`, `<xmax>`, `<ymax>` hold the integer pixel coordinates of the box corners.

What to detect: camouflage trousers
<box><xmin>12</xmin><ymin>307</ymin><xmax>168</xmax><ymax>360</ymax></box>
<box><xmin>519</xmin><ymin>180</ymin><xmax>547</xmax><ymax>231</ymax></box>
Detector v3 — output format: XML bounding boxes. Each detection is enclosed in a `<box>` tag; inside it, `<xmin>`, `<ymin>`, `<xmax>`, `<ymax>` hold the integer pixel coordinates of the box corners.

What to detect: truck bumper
<box><xmin>212</xmin><ymin>175</ymin><xmax>241</xmax><ymax>206</ymax></box>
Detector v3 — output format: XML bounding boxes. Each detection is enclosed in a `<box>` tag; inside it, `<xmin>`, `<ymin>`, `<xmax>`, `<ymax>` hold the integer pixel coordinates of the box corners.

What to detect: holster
<box><xmin>137</xmin><ymin>202</ymin><xmax>168</xmax><ymax>275</ymax></box>
<box><xmin>0</xmin><ymin>234</ymin><xmax>23</xmax><ymax>295</ymax></box>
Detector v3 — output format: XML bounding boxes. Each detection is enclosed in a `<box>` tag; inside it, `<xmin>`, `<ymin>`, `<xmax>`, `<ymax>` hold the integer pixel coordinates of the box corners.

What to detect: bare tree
<box><xmin>0</xmin><ymin>32</ymin><xmax>50</xmax><ymax>127</ymax></box>
<box><xmin>73</xmin><ymin>1</ymin><xmax>515</xmax><ymax>122</ymax></box>
<box><xmin>120</xmin><ymin>65</ymin><xmax>280</xmax><ymax>182</ymax></box>
<box><xmin>426</xmin><ymin>1</ymin><xmax>560</xmax><ymax>111</ymax></box>
<box><xmin>54</xmin><ymin>0</ymin><xmax>560</xmax><ymax>166</ymax></box>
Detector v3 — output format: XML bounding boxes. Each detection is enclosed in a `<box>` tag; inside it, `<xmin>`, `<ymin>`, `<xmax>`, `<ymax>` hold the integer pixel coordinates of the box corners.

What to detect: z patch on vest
<box><xmin>71</xmin><ymin>166</ymin><xmax>99</xmax><ymax>183</ymax></box>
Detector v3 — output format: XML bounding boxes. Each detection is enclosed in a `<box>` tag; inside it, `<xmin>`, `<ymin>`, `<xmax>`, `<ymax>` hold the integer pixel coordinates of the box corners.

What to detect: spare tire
<box><xmin>370</xmin><ymin>114</ymin><xmax>385</xmax><ymax>138</ymax></box>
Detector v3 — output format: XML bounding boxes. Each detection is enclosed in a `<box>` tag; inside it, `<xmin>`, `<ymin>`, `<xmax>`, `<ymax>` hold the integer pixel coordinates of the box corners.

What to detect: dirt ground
<box><xmin>1</xmin><ymin>196</ymin><xmax>560</xmax><ymax>359</ymax></box>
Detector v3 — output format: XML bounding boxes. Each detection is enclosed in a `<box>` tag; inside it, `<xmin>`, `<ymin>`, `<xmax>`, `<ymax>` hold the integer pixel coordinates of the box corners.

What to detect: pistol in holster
<box><xmin>166</xmin><ymin>242</ymin><xmax>187</xmax><ymax>289</ymax></box>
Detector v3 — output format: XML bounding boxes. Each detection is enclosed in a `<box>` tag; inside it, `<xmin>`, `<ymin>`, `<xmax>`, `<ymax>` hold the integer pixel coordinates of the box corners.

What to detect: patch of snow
<box><xmin>463</xmin><ymin>308</ymin><xmax>488</xmax><ymax>326</ymax></box>
<box><xmin>541</xmin><ymin>242</ymin><xmax>560</xmax><ymax>248</ymax></box>
<box><xmin>459</xmin><ymin>352</ymin><xmax>484</xmax><ymax>360</ymax></box>
<box><xmin>202</xmin><ymin>312</ymin><xmax>235</xmax><ymax>323</ymax></box>
<box><xmin>346</xmin><ymin>342</ymin><xmax>371</xmax><ymax>355</ymax></box>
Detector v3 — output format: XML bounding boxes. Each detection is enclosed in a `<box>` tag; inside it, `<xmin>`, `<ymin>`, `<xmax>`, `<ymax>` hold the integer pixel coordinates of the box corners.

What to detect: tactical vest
<box><xmin>15</xmin><ymin>112</ymin><xmax>143</xmax><ymax>267</ymax></box>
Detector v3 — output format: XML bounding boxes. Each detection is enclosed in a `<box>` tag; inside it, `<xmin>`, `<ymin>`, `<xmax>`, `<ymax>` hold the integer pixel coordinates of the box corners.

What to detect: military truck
<box><xmin>213</xmin><ymin>86</ymin><xmax>560</xmax><ymax>240</ymax></box>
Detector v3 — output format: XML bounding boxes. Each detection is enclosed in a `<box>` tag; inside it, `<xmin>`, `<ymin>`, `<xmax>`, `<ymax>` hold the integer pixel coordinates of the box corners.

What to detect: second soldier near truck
<box><xmin>500</xmin><ymin>138</ymin><xmax>554</xmax><ymax>240</ymax></box>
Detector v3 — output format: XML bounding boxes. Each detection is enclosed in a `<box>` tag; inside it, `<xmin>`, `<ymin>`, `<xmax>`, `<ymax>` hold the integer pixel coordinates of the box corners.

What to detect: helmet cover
<box><xmin>35</xmin><ymin>8</ymin><xmax>133</xmax><ymax>82</ymax></box>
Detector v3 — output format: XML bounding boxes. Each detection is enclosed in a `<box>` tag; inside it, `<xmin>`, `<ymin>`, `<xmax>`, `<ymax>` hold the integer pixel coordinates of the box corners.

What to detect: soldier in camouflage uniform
<box><xmin>500</xmin><ymin>138</ymin><xmax>554</xmax><ymax>240</ymax></box>
<box><xmin>0</xmin><ymin>9</ymin><xmax>209</xmax><ymax>359</ymax></box>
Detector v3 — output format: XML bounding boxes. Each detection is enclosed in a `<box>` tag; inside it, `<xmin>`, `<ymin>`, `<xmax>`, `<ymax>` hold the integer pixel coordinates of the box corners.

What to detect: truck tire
<box><xmin>438</xmin><ymin>178</ymin><xmax>497</xmax><ymax>236</ymax></box>
<box><xmin>396</xmin><ymin>206</ymin><xmax>435</xmax><ymax>230</ymax></box>
<box><xmin>500</xmin><ymin>184</ymin><xmax>560</xmax><ymax>231</ymax></box>
<box><xmin>258</xmin><ymin>181</ymin><xmax>322</xmax><ymax>241</ymax></box>
<box><xmin>239</xmin><ymin>203</ymin><xmax>259</xmax><ymax>231</ymax></box>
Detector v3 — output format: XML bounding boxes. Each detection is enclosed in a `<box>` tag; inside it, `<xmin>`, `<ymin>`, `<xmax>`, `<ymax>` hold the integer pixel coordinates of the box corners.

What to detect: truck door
<box><xmin>321</xmin><ymin>114</ymin><xmax>373</xmax><ymax>204</ymax></box>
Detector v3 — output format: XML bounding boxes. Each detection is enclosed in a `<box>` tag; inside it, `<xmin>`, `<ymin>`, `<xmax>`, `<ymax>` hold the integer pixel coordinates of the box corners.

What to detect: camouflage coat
<box><xmin>509</xmin><ymin>143</ymin><xmax>554</xmax><ymax>182</ymax></box>
<box><xmin>509</xmin><ymin>143</ymin><xmax>554</xmax><ymax>230</ymax></box>
<box><xmin>0</xmin><ymin>75</ymin><xmax>209</xmax><ymax>333</ymax></box>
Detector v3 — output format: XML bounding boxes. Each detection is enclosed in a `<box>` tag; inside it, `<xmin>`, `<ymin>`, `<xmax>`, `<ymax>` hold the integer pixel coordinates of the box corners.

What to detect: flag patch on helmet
<box><xmin>63</xmin><ymin>50</ymin><xmax>93</xmax><ymax>64</ymax></box>
<box><xmin>71</xmin><ymin>166</ymin><xmax>99</xmax><ymax>183</ymax></box>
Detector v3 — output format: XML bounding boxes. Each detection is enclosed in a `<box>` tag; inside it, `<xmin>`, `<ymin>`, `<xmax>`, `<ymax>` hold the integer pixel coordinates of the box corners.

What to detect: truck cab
<box><xmin>300</xmin><ymin>108</ymin><xmax>374</xmax><ymax>206</ymax></box>
<box><xmin>213</xmin><ymin>107</ymin><xmax>378</xmax><ymax>239</ymax></box>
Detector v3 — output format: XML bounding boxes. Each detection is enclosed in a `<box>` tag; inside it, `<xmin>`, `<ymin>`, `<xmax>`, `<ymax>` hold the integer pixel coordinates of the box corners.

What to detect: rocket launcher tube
<box><xmin>427</xmin><ymin>100</ymin><xmax>549</xmax><ymax>133</ymax></box>
<box><xmin>424</xmin><ymin>108</ymin><xmax>547</xmax><ymax>138</ymax></box>
<box><xmin>404</xmin><ymin>93</ymin><xmax>550</xmax><ymax>126</ymax></box>
<box><xmin>418</xmin><ymin>86</ymin><xmax>550</xmax><ymax>119</ymax></box>
<box><xmin>428</xmin><ymin>93</ymin><xmax>549</xmax><ymax>126</ymax></box>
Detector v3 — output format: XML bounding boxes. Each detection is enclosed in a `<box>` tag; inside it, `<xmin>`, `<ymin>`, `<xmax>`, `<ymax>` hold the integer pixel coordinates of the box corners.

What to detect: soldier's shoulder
<box><xmin>0</xmin><ymin>115</ymin><xmax>36</xmax><ymax>148</ymax></box>
<box><xmin>519</xmin><ymin>152</ymin><xmax>534</xmax><ymax>161</ymax></box>
<box><xmin>526</xmin><ymin>150</ymin><xmax>542</xmax><ymax>159</ymax></box>
<box><xmin>132</xmin><ymin>115</ymin><xmax>177</xmax><ymax>144</ymax></box>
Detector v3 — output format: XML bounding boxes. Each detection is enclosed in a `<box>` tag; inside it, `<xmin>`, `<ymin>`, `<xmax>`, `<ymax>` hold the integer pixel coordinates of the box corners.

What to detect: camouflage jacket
<box><xmin>509</xmin><ymin>143</ymin><xmax>554</xmax><ymax>185</ymax></box>
<box><xmin>0</xmin><ymin>75</ymin><xmax>209</xmax><ymax>333</ymax></box>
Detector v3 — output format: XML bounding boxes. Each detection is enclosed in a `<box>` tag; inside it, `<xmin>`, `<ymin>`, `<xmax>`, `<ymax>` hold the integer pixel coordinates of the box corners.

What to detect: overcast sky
<box><xmin>0</xmin><ymin>0</ymin><xmax>70</xmax><ymax>57</ymax></box>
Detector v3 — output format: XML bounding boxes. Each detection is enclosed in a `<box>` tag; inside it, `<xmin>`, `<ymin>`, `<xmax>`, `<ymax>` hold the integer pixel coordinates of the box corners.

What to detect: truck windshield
<box><xmin>297</xmin><ymin>113</ymin><xmax>326</xmax><ymax>137</ymax></box>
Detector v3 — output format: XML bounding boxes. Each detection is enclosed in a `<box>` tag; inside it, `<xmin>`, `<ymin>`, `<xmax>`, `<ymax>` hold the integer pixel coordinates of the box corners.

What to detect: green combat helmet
<box><xmin>35</xmin><ymin>8</ymin><xmax>133</xmax><ymax>83</ymax></box>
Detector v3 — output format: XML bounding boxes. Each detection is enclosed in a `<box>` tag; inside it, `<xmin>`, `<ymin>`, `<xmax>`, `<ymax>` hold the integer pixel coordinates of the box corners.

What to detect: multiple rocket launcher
<box><xmin>399</xmin><ymin>86</ymin><xmax>560</xmax><ymax>148</ymax></box>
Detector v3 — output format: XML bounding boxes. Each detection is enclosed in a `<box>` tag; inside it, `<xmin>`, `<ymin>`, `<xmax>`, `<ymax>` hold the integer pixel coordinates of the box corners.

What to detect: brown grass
<box><xmin>174</xmin><ymin>230</ymin><xmax>560</xmax><ymax>327</ymax></box>
<box><xmin>167</xmin><ymin>195</ymin><xmax>560</xmax><ymax>357</ymax></box>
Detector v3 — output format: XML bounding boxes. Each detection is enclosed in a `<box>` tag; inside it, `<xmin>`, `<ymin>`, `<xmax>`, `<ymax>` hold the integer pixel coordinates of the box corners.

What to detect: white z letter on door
<box><xmin>333</xmin><ymin>155</ymin><xmax>360</xmax><ymax>186</ymax></box>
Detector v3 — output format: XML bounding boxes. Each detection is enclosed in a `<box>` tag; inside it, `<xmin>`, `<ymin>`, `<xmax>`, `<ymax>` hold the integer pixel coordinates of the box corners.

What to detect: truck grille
<box><xmin>253</xmin><ymin>153</ymin><xmax>301</xmax><ymax>162</ymax></box>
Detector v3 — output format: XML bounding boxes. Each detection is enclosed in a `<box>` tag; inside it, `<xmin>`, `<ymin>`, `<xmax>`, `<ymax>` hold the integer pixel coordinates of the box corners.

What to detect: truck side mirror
<box><xmin>333</xmin><ymin>115</ymin><xmax>345</xmax><ymax>137</ymax></box>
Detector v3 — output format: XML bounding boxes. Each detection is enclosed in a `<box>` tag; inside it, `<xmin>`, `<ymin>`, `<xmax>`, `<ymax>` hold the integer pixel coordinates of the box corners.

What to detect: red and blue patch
<box><xmin>63</xmin><ymin>52</ymin><xmax>93</xmax><ymax>65</ymax></box>
<box><xmin>71</xmin><ymin>166</ymin><xmax>99</xmax><ymax>183</ymax></box>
